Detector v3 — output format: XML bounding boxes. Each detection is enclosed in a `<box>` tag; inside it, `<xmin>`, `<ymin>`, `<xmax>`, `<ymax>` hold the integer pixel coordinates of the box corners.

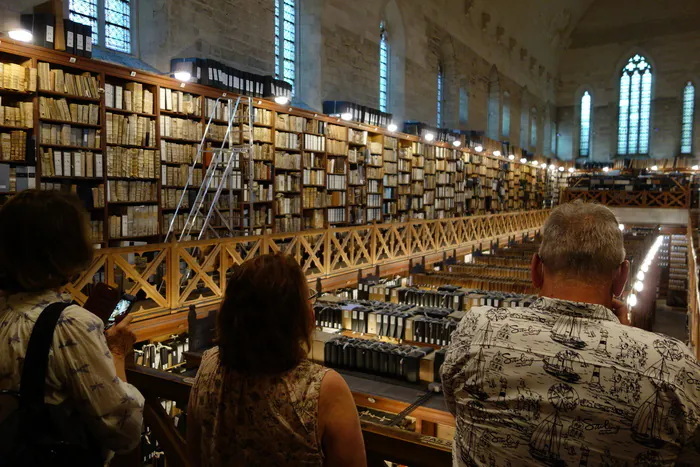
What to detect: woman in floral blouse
<box><xmin>0</xmin><ymin>190</ymin><xmax>144</xmax><ymax>457</ymax></box>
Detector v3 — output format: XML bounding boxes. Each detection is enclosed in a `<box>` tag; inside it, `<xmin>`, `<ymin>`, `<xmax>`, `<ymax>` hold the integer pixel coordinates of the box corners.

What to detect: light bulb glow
<box><xmin>568</xmin><ymin>167</ymin><xmax>575</xmax><ymax>173</ymax></box>
<box><xmin>520</xmin><ymin>158</ymin><xmax>527</xmax><ymax>164</ymax></box>
<box><xmin>549</xmin><ymin>164</ymin><xmax>556</xmax><ymax>170</ymax></box>
<box><xmin>558</xmin><ymin>166</ymin><xmax>564</xmax><ymax>172</ymax></box>
<box><xmin>425</xmin><ymin>132</ymin><xmax>435</xmax><ymax>141</ymax></box>
<box><xmin>493</xmin><ymin>150</ymin><xmax>502</xmax><ymax>157</ymax></box>
<box><xmin>619</xmin><ymin>224</ymin><xmax>625</xmax><ymax>231</ymax></box>
<box><xmin>651</xmin><ymin>165</ymin><xmax>658</xmax><ymax>171</ymax></box>
<box><xmin>508</xmin><ymin>155</ymin><xmax>515</xmax><ymax>161</ymax></box>
<box><xmin>9</xmin><ymin>29</ymin><xmax>33</xmax><ymax>42</ymax></box>
<box><xmin>693</xmin><ymin>165</ymin><xmax>699</xmax><ymax>171</ymax></box>
<box><xmin>603</xmin><ymin>166</ymin><xmax>610</xmax><ymax>172</ymax></box>
<box><xmin>637</xmin><ymin>271</ymin><xmax>645</xmax><ymax>281</ymax></box>
<box><xmin>474</xmin><ymin>145</ymin><xmax>483</xmax><ymax>152</ymax></box>
<box><xmin>341</xmin><ymin>112</ymin><xmax>352</xmax><ymax>121</ymax></box>
<box><xmin>274</xmin><ymin>96</ymin><xmax>289</xmax><ymax>105</ymax></box>
<box><xmin>173</xmin><ymin>71</ymin><xmax>191</xmax><ymax>82</ymax></box>
<box><xmin>452</xmin><ymin>140</ymin><xmax>462</xmax><ymax>147</ymax></box>
<box><xmin>387</xmin><ymin>123</ymin><xmax>398</xmax><ymax>132</ymax></box>
<box><xmin>641</xmin><ymin>264</ymin><xmax>649</xmax><ymax>273</ymax></box>
<box><xmin>531</xmin><ymin>160</ymin><xmax>538</xmax><ymax>165</ymax></box>
<box><xmin>628</xmin><ymin>294</ymin><xmax>638</xmax><ymax>307</ymax></box>
<box><xmin>634</xmin><ymin>281</ymin><xmax>644</xmax><ymax>292</ymax></box>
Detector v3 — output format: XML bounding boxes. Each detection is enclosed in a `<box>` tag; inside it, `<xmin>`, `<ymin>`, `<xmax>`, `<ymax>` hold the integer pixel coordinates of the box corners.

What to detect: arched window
<box><xmin>681</xmin><ymin>81</ymin><xmax>695</xmax><ymax>154</ymax></box>
<box><xmin>580</xmin><ymin>91</ymin><xmax>592</xmax><ymax>157</ymax></box>
<box><xmin>275</xmin><ymin>0</ymin><xmax>297</xmax><ymax>92</ymax></box>
<box><xmin>618</xmin><ymin>54</ymin><xmax>652</xmax><ymax>155</ymax></box>
<box><xmin>459</xmin><ymin>79</ymin><xmax>469</xmax><ymax>125</ymax></box>
<box><xmin>379</xmin><ymin>22</ymin><xmax>389</xmax><ymax>113</ymax></box>
<box><xmin>502</xmin><ymin>91</ymin><xmax>511</xmax><ymax>138</ymax></box>
<box><xmin>530</xmin><ymin>107</ymin><xmax>537</xmax><ymax>148</ymax></box>
<box><xmin>437</xmin><ymin>62</ymin><xmax>444</xmax><ymax>127</ymax></box>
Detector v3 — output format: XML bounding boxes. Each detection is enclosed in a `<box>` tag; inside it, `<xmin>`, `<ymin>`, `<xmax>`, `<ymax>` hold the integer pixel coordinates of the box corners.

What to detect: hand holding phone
<box><xmin>105</xmin><ymin>294</ymin><xmax>136</xmax><ymax>329</ymax></box>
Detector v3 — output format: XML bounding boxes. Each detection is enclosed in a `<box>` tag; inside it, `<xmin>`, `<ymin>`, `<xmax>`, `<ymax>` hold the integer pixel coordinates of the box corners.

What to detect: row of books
<box><xmin>109</xmin><ymin>206</ymin><xmax>159</xmax><ymax>238</ymax></box>
<box><xmin>39</xmin><ymin>124</ymin><xmax>101</xmax><ymax>148</ymax></box>
<box><xmin>0</xmin><ymin>99</ymin><xmax>34</xmax><ymax>128</ymax></box>
<box><xmin>39</xmin><ymin>97</ymin><xmax>99</xmax><ymax>125</ymax></box>
<box><xmin>275</xmin><ymin>131</ymin><xmax>300</xmax><ymax>150</ymax></box>
<box><xmin>276</xmin><ymin>196</ymin><xmax>300</xmax><ymax>215</ymax></box>
<box><xmin>276</xmin><ymin>114</ymin><xmax>305</xmax><ymax>132</ymax></box>
<box><xmin>37</xmin><ymin>62</ymin><xmax>99</xmax><ymax>99</ymax></box>
<box><xmin>106</xmin><ymin>147</ymin><xmax>159</xmax><ymax>179</ymax></box>
<box><xmin>105</xmin><ymin>83</ymin><xmax>155</xmax><ymax>115</ymax></box>
<box><xmin>160</xmin><ymin>116</ymin><xmax>203</xmax><ymax>140</ymax></box>
<box><xmin>107</xmin><ymin>180</ymin><xmax>158</xmax><ymax>203</ymax></box>
<box><xmin>0</xmin><ymin>62</ymin><xmax>36</xmax><ymax>92</ymax></box>
<box><xmin>161</xmin><ymin>188</ymin><xmax>190</xmax><ymax>210</ymax></box>
<box><xmin>0</xmin><ymin>132</ymin><xmax>28</xmax><ymax>162</ymax></box>
<box><xmin>327</xmin><ymin>140</ymin><xmax>349</xmax><ymax>155</ymax></box>
<box><xmin>161</xmin><ymin>141</ymin><xmax>197</xmax><ymax>165</ymax></box>
<box><xmin>162</xmin><ymin>165</ymin><xmax>203</xmax><ymax>187</ymax></box>
<box><xmin>88</xmin><ymin>220</ymin><xmax>104</xmax><ymax>243</ymax></box>
<box><xmin>41</xmin><ymin>148</ymin><xmax>102</xmax><ymax>178</ymax></box>
<box><xmin>159</xmin><ymin>89</ymin><xmax>201</xmax><ymax>116</ymax></box>
<box><xmin>0</xmin><ymin>165</ymin><xmax>34</xmax><ymax>192</ymax></box>
<box><xmin>106</xmin><ymin>113</ymin><xmax>156</xmax><ymax>147</ymax></box>
<box><xmin>275</xmin><ymin>173</ymin><xmax>300</xmax><ymax>192</ymax></box>
<box><xmin>275</xmin><ymin>152</ymin><xmax>301</xmax><ymax>170</ymax></box>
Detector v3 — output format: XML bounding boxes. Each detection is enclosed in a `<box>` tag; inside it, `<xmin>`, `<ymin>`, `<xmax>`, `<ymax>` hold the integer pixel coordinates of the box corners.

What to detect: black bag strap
<box><xmin>20</xmin><ymin>302</ymin><xmax>71</xmax><ymax>408</ymax></box>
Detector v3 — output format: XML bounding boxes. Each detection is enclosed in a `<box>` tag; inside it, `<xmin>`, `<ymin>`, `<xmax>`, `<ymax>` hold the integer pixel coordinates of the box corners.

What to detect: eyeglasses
<box><xmin>309</xmin><ymin>288</ymin><xmax>318</xmax><ymax>304</ymax></box>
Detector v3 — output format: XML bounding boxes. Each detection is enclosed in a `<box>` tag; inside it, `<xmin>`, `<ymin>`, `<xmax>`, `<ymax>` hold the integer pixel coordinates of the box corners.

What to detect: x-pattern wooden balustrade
<box><xmin>66</xmin><ymin>210</ymin><xmax>550</xmax><ymax>316</ymax></box>
<box><xmin>563</xmin><ymin>189</ymin><xmax>690</xmax><ymax>208</ymax></box>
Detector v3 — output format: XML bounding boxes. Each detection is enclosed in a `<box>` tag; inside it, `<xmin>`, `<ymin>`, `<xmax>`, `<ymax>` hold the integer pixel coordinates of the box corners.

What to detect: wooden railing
<box><xmin>64</xmin><ymin>210</ymin><xmax>549</xmax><ymax>324</ymax></box>
<box><xmin>125</xmin><ymin>366</ymin><xmax>452</xmax><ymax>467</ymax></box>
<box><xmin>562</xmin><ymin>188</ymin><xmax>690</xmax><ymax>209</ymax></box>
<box><xmin>562</xmin><ymin>189</ymin><xmax>690</xmax><ymax>208</ymax></box>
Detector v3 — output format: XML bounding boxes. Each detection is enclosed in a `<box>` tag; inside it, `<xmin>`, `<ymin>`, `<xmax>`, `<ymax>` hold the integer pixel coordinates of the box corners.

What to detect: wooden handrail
<box><xmin>562</xmin><ymin>189</ymin><xmax>690</xmax><ymax>208</ymax></box>
<box><xmin>125</xmin><ymin>365</ymin><xmax>452</xmax><ymax>467</ymax></box>
<box><xmin>65</xmin><ymin>210</ymin><xmax>549</xmax><ymax>335</ymax></box>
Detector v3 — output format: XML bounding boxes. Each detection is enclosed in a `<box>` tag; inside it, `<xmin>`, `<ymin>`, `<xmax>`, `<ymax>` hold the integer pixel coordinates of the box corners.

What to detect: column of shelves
<box><xmin>397</xmin><ymin>141</ymin><xmax>412</xmax><ymax>222</ymax></box>
<box><xmin>274</xmin><ymin>111</ymin><xmax>305</xmax><ymax>230</ymax></box>
<box><xmin>348</xmin><ymin>127</ymin><xmax>367</xmax><ymax>225</ymax></box>
<box><xmin>423</xmin><ymin>145</ymin><xmax>436</xmax><ymax>219</ymax></box>
<box><xmin>36</xmin><ymin>60</ymin><xmax>106</xmax><ymax>245</ymax></box>
<box><xmin>435</xmin><ymin>148</ymin><xmax>456</xmax><ymax>219</ymax></box>
<box><xmin>366</xmin><ymin>132</ymin><xmax>384</xmax><ymax>223</ymax></box>
<box><xmin>0</xmin><ymin>52</ymin><xmax>36</xmax><ymax>206</ymax></box>
<box><xmin>382</xmin><ymin>136</ymin><xmax>398</xmax><ymax>222</ymax></box>
<box><xmin>325</xmin><ymin>122</ymin><xmax>347</xmax><ymax>226</ymax></box>
<box><xmin>160</xmin><ymin>88</ymin><xmax>204</xmax><ymax>239</ymax></box>
<box><xmin>410</xmin><ymin>142</ymin><xmax>425</xmax><ymax>220</ymax></box>
<box><xmin>454</xmin><ymin>152</ymin><xmax>467</xmax><ymax>216</ymax></box>
<box><xmin>465</xmin><ymin>152</ymin><xmax>483</xmax><ymax>215</ymax></box>
<box><xmin>104</xmin><ymin>77</ymin><xmax>160</xmax><ymax>245</ymax></box>
<box><xmin>243</xmin><ymin>105</ymin><xmax>276</xmax><ymax>235</ymax></box>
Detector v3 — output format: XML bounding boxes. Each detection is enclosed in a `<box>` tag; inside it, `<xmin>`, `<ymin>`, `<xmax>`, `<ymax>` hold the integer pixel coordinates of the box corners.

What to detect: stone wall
<box><xmin>556</xmin><ymin>0</ymin><xmax>700</xmax><ymax>161</ymax></box>
<box><xmin>0</xmin><ymin>0</ymin><xmax>563</xmax><ymax>156</ymax></box>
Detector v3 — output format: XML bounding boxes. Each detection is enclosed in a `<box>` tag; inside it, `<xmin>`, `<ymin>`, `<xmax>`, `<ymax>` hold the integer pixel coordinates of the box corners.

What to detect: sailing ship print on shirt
<box><xmin>441</xmin><ymin>297</ymin><xmax>700</xmax><ymax>467</ymax></box>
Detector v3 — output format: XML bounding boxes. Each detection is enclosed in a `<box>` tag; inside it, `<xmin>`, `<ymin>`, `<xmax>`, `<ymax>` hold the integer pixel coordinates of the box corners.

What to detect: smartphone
<box><xmin>106</xmin><ymin>294</ymin><xmax>136</xmax><ymax>329</ymax></box>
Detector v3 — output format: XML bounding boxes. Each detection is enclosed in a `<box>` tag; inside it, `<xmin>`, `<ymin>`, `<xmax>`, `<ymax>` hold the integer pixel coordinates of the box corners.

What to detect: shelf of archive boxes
<box><xmin>0</xmin><ymin>38</ymin><xmax>572</xmax><ymax>240</ymax></box>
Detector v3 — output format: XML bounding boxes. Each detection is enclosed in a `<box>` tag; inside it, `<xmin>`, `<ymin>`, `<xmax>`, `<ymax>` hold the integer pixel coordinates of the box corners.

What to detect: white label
<box><xmin>46</xmin><ymin>25</ymin><xmax>54</xmax><ymax>42</ymax></box>
<box><xmin>86</xmin><ymin>36</ymin><xmax>92</xmax><ymax>52</ymax></box>
<box><xmin>390</xmin><ymin>316</ymin><xmax>396</xmax><ymax>324</ymax></box>
<box><xmin>352</xmin><ymin>310</ymin><xmax>358</xmax><ymax>320</ymax></box>
<box><xmin>343</xmin><ymin>310</ymin><xmax>350</xmax><ymax>319</ymax></box>
<box><xmin>77</xmin><ymin>34</ymin><xmax>84</xmax><ymax>50</ymax></box>
<box><xmin>67</xmin><ymin>32</ymin><xmax>74</xmax><ymax>47</ymax></box>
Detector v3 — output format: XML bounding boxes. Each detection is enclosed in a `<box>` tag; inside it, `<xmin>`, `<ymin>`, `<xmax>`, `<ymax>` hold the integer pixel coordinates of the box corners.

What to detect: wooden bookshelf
<box><xmin>0</xmin><ymin>38</ymin><xmax>568</xmax><ymax>244</ymax></box>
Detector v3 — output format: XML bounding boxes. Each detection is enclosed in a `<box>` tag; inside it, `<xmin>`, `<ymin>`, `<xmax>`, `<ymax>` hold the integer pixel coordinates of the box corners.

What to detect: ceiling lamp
<box><xmin>475</xmin><ymin>145</ymin><xmax>483</xmax><ymax>153</ymax></box>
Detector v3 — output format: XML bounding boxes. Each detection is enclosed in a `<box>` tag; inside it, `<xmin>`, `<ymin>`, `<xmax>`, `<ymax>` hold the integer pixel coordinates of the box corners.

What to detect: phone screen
<box><xmin>108</xmin><ymin>298</ymin><xmax>133</xmax><ymax>324</ymax></box>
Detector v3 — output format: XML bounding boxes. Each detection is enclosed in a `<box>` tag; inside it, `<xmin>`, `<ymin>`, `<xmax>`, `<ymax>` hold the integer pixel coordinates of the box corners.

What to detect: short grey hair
<box><xmin>539</xmin><ymin>201</ymin><xmax>626</xmax><ymax>280</ymax></box>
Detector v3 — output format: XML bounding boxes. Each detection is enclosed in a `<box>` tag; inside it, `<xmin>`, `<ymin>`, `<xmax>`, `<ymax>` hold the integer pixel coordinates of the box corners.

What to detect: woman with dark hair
<box><xmin>0</xmin><ymin>190</ymin><xmax>144</xmax><ymax>457</ymax></box>
<box><xmin>187</xmin><ymin>253</ymin><xmax>366</xmax><ymax>466</ymax></box>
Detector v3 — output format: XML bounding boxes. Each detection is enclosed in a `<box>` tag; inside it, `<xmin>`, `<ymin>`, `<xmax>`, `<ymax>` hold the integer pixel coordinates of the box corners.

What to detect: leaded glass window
<box><xmin>580</xmin><ymin>91</ymin><xmax>592</xmax><ymax>157</ymax></box>
<box><xmin>459</xmin><ymin>80</ymin><xmax>468</xmax><ymax>125</ymax></box>
<box><xmin>379</xmin><ymin>23</ymin><xmax>389</xmax><ymax>113</ymax></box>
<box><xmin>437</xmin><ymin>63</ymin><xmax>444</xmax><ymax>127</ymax></box>
<box><xmin>681</xmin><ymin>81</ymin><xmax>695</xmax><ymax>154</ymax></box>
<box><xmin>618</xmin><ymin>54</ymin><xmax>652</xmax><ymax>155</ymax></box>
<box><xmin>69</xmin><ymin>0</ymin><xmax>132</xmax><ymax>54</ymax></box>
<box><xmin>530</xmin><ymin>108</ymin><xmax>537</xmax><ymax>148</ymax></box>
<box><xmin>275</xmin><ymin>0</ymin><xmax>296</xmax><ymax>93</ymax></box>
<box><xmin>502</xmin><ymin>91</ymin><xmax>510</xmax><ymax>138</ymax></box>
<box><xmin>69</xmin><ymin>0</ymin><xmax>99</xmax><ymax>45</ymax></box>
<box><xmin>105</xmin><ymin>0</ymin><xmax>130</xmax><ymax>53</ymax></box>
